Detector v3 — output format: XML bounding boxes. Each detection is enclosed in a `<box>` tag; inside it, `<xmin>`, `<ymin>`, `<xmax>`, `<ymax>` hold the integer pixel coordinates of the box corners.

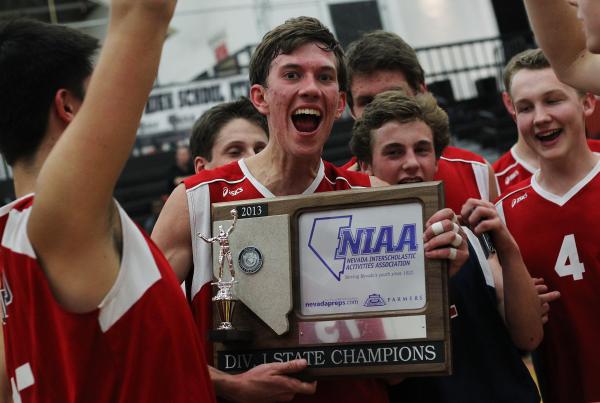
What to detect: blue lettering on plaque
<box><xmin>308</xmin><ymin>214</ymin><xmax>419</xmax><ymax>282</ymax></box>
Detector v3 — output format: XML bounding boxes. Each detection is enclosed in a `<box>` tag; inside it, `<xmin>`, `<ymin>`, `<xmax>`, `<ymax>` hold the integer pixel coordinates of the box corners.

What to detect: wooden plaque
<box><xmin>208</xmin><ymin>182</ymin><xmax>451</xmax><ymax>378</ymax></box>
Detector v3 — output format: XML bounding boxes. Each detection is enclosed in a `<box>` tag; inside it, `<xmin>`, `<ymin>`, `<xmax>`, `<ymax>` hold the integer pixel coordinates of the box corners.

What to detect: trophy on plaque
<box><xmin>198</xmin><ymin>209</ymin><xmax>250</xmax><ymax>340</ymax></box>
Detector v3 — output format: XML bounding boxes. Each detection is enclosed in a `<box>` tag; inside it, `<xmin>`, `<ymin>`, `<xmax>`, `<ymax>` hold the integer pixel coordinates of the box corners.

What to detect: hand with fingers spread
<box><xmin>423</xmin><ymin>208</ymin><xmax>469</xmax><ymax>277</ymax></box>
<box><xmin>213</xmin><ymin>359</ymin><xmax>317</xmax><ymax>403</ymax></box>
<box><xmin>533</xmin><ymin>277</ymin><xmax>561</xmax><ymax>324</ymax></box>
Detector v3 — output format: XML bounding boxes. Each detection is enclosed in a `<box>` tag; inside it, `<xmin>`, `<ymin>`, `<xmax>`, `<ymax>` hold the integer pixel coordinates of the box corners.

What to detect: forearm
<box><xmin>495</xmin><ymin>239</ymin><xmax>543</xmax><ymax>351</ymax></box>
<box><xmin>208</xmin><ymin>360</ymin><xmax>315</xmax><ymax>403</ymax></box>
<box><xmin>210</xmin><ymin>366</ymin><xmax>242</xmax><ymax>402</ymax></box>
<box><xmin>460</xmin><ymin>199</ymin><xmax>543</xmax><ymax>350</ymax></box>
<box><xmin>523</xmin><ymin>0</ymin><xmax>597</xmax><ymax>92</ymax></box>
<box><xmin>34</xmin><ymin>1</ymin><xmax>175</xmax><ymax>230</ymax></box>
<box><xmin>524</xmin><ymin>0</ymin><xmax>584</xmax><ymax>69</ymax></box>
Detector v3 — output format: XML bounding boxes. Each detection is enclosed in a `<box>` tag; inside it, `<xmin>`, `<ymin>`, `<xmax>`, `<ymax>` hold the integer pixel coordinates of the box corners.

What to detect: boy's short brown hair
<box><xmin>351</xmin><ymin>90</ymin><xmax>449</xmax><ymax>165</ymax></box>
<box><xmin>503</xmin><ymin>48</ymin><xmax>550</xmax><ymax>95</ymax></box>
<box><xmin>249</xmin><ymin>16</ymin><xmax>347</xmax><ymax>91</ymax></box>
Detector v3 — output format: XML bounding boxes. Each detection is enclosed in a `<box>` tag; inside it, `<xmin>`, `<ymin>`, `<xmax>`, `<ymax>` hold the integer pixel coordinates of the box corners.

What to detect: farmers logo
<box><xmin>364</xmin><ymin>293</ymin><xmax>386</xmax><ymax>307</ymax></box>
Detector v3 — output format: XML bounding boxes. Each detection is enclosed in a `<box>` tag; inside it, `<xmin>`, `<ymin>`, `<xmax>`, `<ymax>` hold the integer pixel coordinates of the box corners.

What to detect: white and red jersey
<box><xmin>339</xmin><ymin>156</ymin><xmax>359</xmax><ymax>171</ymax></box>
<box><xmin>0</xmin><ymin>195</ymin><xmax>215</xmax><ymax>403</ymax></box>
<box><xmin>184</xmin><ymin>159</ymin><xmax>389</xmax><ymax>403</ymax></box>
<box><xmin>496</xmin><ymin>161</ymin><xmax>600</xmax><ymax>403</ymax></box>
<box><xmin>494</xmin><ymin>139</ymin><xmax>600</xmax><ymax>194</ymax></box>
<box><xmin>341</xmin><ymin>146</ymin><xmax>495</xmax><ymax>214</ymax></box>
<box><xmin>434</xmin><ymin>146</ymin><xmax>496</xmax><ymax>213</ymax></box>
<box><xmin>493</xmin><ymin>146</ymin><xmax>537</xmax><ymax>194</ymax></box>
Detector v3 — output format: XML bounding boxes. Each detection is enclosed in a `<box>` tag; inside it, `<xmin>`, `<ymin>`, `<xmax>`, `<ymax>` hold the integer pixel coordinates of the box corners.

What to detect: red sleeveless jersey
<box><xmin>183</xmin><ymin>159</ymin><xmax>389</xmax><ymax>403</ymax></box>
<box><xmin>0</xmin><ymin>195</ymin><xmax>215</xmax><ymax>403</ymax></box>
<box><xmin>496</xmin><ymin>162</ymin><xmax>600</xmax><ymax>403</ymax></box>
<box><xmin>434</xmin><ymin>146</ymin><xmax>495</xmax><ymax>213</ymax></box>
<box><xmin>494</xmin><ymin>139</ymin><xmax>600</xmax><ymax>194</ymax></box>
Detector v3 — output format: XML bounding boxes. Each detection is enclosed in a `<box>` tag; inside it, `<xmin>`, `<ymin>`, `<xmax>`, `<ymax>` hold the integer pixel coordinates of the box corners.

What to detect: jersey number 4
<box><xmin>554</xmin><ymin>234</ymin><xmax>585</xmax><ymax>281</ymax></box>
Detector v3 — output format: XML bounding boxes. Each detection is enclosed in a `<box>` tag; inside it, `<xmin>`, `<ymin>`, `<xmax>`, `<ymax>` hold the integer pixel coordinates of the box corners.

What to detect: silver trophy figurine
<box><xmin>198</xmin><ymin>209</ymin><xmax>243</xmax><ymax>337</ymax></box>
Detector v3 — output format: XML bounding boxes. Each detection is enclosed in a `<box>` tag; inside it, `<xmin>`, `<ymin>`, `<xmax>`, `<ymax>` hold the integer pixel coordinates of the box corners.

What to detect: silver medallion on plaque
<box><xmin>238</xmin><ymin>246</ymin><xmax>263</xmax><ymax>274</ymax></box>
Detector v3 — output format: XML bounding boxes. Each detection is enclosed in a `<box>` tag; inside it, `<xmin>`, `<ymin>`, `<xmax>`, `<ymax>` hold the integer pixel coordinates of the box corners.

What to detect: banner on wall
<box><xmin>137</xmin><ymin>74</ymin><xmax>250</xmax><ymax>136</ymax></box>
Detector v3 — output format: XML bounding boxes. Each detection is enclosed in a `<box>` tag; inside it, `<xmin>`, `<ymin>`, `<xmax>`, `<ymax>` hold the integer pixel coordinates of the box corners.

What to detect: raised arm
<box><xmin>198</xmin><ymin>234</ymin><xmax>216</xmax><ymax>244</ymax></box>
<box><xmin>461</xmin><ymin>198</ymin><xmax>543</xmax><ymax>351</ymax></box>
<box><xmin>524</xmin><ymin>0</ymin><xmax>600</xmax><ymax>94</ymax></box>
<box><xmin>27</xmin><ymin>0</ymin><xmax>176</xmax><ymax>312</ymax></box>
<box><xmin>226</xmin><ymin>209</ymin><xmax>238</xmax><ymax>236</ymax></box>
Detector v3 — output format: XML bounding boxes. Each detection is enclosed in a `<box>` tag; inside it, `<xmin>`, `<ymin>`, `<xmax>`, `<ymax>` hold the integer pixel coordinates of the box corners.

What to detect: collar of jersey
<box><xmin>238</xmin><ymin>159</ymin><xmax>325</xmax><ymax>198</ymax></box>
<box><xmin>531</xmin><ymin>158</ymin><xmax>600</xmax><ymax>206</ymax></box>
<box><xmin>510</xmin><ymin>146</ymin><xmax>537</xmax><ymax>175</ymax></box>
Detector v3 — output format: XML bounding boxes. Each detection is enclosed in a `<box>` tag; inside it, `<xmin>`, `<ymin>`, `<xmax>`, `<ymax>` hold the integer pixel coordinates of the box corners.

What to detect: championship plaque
<box><xmin>207</xmin><ymin>182</ymin><xmax>450</xmax><ymax>377</ymax></box>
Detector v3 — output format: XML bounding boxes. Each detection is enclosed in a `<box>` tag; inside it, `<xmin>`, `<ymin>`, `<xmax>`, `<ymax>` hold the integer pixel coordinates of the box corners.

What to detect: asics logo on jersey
<box><xmin>223</xmin><ymin>187</ymin><xmax>243</xmax><ymax>197</ymax></box>
<box><xmin>511</xmin><ymin>193</ymin><xmax>528</xmax><ymax>208</ymax></box>
<box><xmin>505</xmin><ymin>170</ymin><xmax>520</xmax><ymax>186</ymax></box>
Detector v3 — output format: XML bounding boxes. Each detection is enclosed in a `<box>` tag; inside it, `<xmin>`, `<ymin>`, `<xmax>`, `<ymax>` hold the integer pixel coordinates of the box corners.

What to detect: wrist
<box><xmin>494</xmin><ymin>238</ymin><xmax>523</xmax><ymax>267</ymax></box>
<box><xmin>489</xmin><ymin>227</ymin><xmax>518</xmax><ymax>253</ymax></box>
<box><xmin>211</xmin><ymin>367</ymin><xmax>242</xmax><ymax>402</ymax></box>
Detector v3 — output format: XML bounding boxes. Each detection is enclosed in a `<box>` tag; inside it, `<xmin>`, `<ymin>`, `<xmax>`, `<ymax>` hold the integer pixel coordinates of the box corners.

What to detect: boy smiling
<box><xmin>153</xmin><ymin>16</ymin><xmax>469</xmax><ymax>403</ymax></box>
<box><xmin>497</xmin><ymin>48</ymin><xmax>600</xmax><ymax>403</ymax></box>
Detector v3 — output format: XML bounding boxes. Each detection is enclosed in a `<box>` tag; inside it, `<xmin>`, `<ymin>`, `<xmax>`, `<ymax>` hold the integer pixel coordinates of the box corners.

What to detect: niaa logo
<box><xmin>335</xmin><ymin>225</ymin><xmax>417</xmax><ymax>257</ymax></box>
<box><xmin>308</xmin><ymin>215</ymin><xmax>418</xmax><ymax>282</ymax></box>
